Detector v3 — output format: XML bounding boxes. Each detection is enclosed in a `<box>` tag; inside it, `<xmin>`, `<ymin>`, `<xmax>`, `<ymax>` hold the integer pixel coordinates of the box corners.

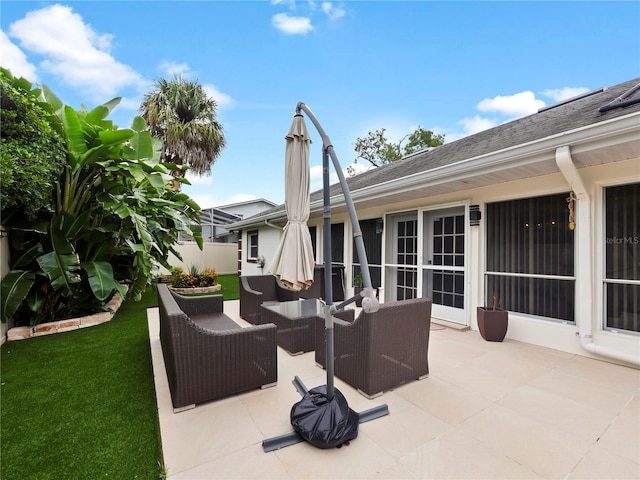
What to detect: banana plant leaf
<box><xmin>36</xmin><ymin>229</ymin><xmax>81</xmax><ymax>294</ymax></box>
<box><xmin>81</xmin><ymin>261</ymin><xmax>126</xmax><ymax>301</ymax></box>
<box><xmin>1</xmin><ymin>271</ymin><xmax>35</xmax><ymax>322</ymax></box>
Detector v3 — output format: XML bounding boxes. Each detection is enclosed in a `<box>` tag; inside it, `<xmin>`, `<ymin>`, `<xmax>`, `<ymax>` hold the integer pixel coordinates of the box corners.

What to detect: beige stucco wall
<box><xmin>239</xmin><ymin>227</ymin><xmax>284</xmax><ymax>276</ymax></box>
<box><xmin>245</xmin><ymin>156</ymin><xmax>639</xmax><ymax>367</ymax></box>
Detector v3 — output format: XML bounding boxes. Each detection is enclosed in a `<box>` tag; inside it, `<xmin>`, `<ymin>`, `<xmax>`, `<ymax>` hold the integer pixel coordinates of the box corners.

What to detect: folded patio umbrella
<box><xmin>270</xmin><ymin>115</ymin><xmax>315</xmax><ymax>291</ymax></box>
<box><xmin>263</xmin><ymin>103</ymin><xmax>386</xmax><ymax>453</ymax></box>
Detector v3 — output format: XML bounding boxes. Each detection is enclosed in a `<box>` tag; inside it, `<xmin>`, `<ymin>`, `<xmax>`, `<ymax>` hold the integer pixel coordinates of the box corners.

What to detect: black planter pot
<box><xmin>477</xmin><ymin>307</ymin><xmax>508</xmax><ymax>342</ymax></box>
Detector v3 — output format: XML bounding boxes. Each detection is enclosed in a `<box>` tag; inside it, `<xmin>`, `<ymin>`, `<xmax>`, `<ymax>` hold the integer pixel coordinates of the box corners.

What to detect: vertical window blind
<box><xmin>486</xmin><ymin>193</ymin><xmax>575</xmax><ymax>321</ymax></box>
<box><xmin>605</xmin><ymin>183</ymin><xmax>640</xmax><ymax>333</ymax></box>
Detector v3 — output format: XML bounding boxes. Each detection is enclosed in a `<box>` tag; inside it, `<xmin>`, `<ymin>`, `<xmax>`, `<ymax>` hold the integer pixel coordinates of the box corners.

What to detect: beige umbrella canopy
<box><xmin>270</xmin><ymin>115</ymin><xmax>315</xmax><ymax>291</ymax></box>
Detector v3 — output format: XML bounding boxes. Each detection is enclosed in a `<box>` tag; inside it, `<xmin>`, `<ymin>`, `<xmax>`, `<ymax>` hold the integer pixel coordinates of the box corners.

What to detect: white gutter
<box><xmin>556</xmin><ymin>146</ymin><xmax>639</xmax><ymax>366</ymax></box>
<box><xmin>264</xmin><ymin>220</ymin><xmax>283</xmax><ymax>230</ymax></box>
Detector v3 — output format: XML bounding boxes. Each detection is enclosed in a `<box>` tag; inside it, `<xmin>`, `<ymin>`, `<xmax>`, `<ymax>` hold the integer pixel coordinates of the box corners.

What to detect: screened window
<box><xmin>247</xmin><ymin>230</ymin><xmax>258</xmax><ymax>259</ymax></box>
<box><xmin>353</xmin><ymin>218</ymin><xmax>383</xmax><ymax>288</ymax></box>
<box><xmin>486</xmin><ymin>193</ymin><xmax>575</xmax><ymax>321</ymax></box>
<box><xmin>604</xmin><ymin>183</ymin><xmax>640</xmax><ymax>333</ymax></box>
<box><xmin>331</xmin><ymin>223</ymin><xmax>344</xmax><ymax>264</ymax></box>
<box><xmin>309</xmin><ymin>226</ymin><xmax>317</xmax><ymax>261</ymax></box>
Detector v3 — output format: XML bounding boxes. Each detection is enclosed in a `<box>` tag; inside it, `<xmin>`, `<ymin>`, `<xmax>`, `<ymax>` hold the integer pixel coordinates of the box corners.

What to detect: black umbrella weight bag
<box><xmin>290</xmin><ymin>385</ymin><xmax>359</xmax><ymax>449</ymax></box>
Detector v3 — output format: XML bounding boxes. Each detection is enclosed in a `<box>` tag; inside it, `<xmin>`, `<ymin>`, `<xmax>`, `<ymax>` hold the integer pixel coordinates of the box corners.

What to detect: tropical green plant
<box><xmin>0</xmin><ymin>67</ymin><xmax>66</xmax><ymax>220</ymax></box>
<box><xmin>0</xmin><ymin>77</ymin><xmax>203</xmax><ymax>326</ymax></box>
<box><xmin>139</xmin><ymin>74</ymin><xmax>226</xmax><ymax>177</ymax></box>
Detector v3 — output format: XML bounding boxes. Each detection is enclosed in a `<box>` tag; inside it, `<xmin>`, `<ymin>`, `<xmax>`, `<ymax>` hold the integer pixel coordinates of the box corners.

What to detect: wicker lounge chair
<box><xmin>157</xmin><ymin>284</ymin><xmax>278</xmax><ymax>412</ymax></box>
<box><xmin>239</xmin><ymin>275</ymin><xmax>300</xmax><ymax>324</ymax></box>
<box><xmin>301</xmin><ymin>264</ymin><xmax>346</xmax><ymax>302</ymax></box>
<box><xmin>315</xmin><ymin>297</ymin><xmax>432</xmax><ymax>399</ymax></box>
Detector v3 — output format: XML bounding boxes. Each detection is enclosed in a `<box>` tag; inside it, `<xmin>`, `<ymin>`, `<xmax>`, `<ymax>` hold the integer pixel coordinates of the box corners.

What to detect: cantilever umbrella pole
<box><xmin>296</xmin><ymin>102</ymin><xmax>377</xmax><ymax>400</ymax></box>
<box><xmin>295</xmin><ymin>102</ymin><xmax>374</xmax><ymax>290</ymax></box>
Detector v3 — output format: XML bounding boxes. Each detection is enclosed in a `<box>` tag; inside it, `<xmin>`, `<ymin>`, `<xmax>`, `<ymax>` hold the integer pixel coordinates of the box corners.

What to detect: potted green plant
<box><xmin>477</xmin><ymin>292</ymin><xmax>508</xmax><ymax>342</ymax></box>
<box><xmin>353</xmin><ymin>273</ymin><xmax>364</xmax><ymax>307</ymax></box>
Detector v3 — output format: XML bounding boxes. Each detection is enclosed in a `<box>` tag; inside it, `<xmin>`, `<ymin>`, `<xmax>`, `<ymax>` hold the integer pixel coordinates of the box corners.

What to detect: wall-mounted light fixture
<box><xmin>375</xmin><ymin>218</ymin><xmax>384</xmax><ymax>234</ymax></box>
<box><xmin>469</xmin><ymin>205</ymin><xmax>481</xmax><ymax>226</ymax></box>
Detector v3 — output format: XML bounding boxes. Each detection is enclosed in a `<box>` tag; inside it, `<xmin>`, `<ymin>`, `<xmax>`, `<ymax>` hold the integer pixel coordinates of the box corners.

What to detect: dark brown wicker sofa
<box><xmin>157</xmin><ymin>284</ymin><xmax>278</xmax><ymax>412</ymax></box>
<box><xmin>315</xmin><ymin>298</ymin><xmax>432</xmax><ymax>399</ymax></box>
<box><xmin>239</xmin><ymin>275</ymin><xmax>300</xmax><ymax>324</ymax></box>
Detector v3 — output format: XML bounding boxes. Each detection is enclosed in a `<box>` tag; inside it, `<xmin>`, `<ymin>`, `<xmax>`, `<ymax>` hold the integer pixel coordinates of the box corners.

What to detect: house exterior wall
<box><xmin>239</xmin><ymin>226</ymin><xmax>283</xmax><ymax>276</ymax></box>
<box><xmin>241</xmin><ymin>156</ymin><xmax>639</xmax><ymax>367</ymax></box>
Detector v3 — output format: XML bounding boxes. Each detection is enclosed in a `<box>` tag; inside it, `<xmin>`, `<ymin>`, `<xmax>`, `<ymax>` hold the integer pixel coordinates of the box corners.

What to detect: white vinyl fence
<box><xmin>156</xmin><ymin>241</ymin><xmax>238</xmax><ymax>276</ymax></box>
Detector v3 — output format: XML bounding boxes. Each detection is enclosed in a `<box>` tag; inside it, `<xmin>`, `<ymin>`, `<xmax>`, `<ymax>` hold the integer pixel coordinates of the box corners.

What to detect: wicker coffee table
<box><xmin>261</xmin><ymin>299</ymin><xmax>353</xmax><ymax>355</ymax></box>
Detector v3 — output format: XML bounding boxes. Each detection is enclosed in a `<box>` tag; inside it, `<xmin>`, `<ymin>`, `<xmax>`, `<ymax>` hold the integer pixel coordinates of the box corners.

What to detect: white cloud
<box><xmin>0</xmin><ymin>30</ymin><xmax>38</xmax><ymax>82</ymax></box>
<box><xmin>185</xmin><ymin>171</ymin><xmax>215</xmax><ymax>185</ymax></box>
<box><xmin>271</xmin><ymin>0</ymin><xmax>296</xmax><ymax>6</ymax></box>
<box><xmin>344</xmin><ymin>161</ymin><xmax>371</xmax><ymax>177</ymax></box>
<box><xmin>203</xmin><ymin>84</ymin><xmax>235</xmax><ymax>108</ymax></box>
<box><xmin>542</xmin><ymin>86</ymin><xmax>590</xmax><ymax>102</ymax></box>
<box><xmin>156</xmin><ymin>61</ymin><xmax>234</xmax><ymax>108</ymax></box>
<box><xmin>477</xmin><ymin>91</ymin><xmax>545</xmax><ymax>118</ymax></box>
<box><xmin>160</xmin><ymin>61</ymin><xmax>191</xmax><ymax>77</ymax></box>
<box><xmin>8</xmin><ymin>4</ymin><xmax>145</xmax><ymax>100</ymax></box>
<box><xmin>458</xmin><ymin>116</ymin><xmax>498</xmax><ymax>137</ymax></box>
<box><xmin>309</xmin><ymin>164</ymin><xmax>339</xmax><ymax>192</ymax></box>
<box><xmin>322</xmin><ymin>2</ymin><xmax>346</xmax><ymax>20</ymax></box>
<box><xmin>272</xmin><ymin>13</ymin><xmax>314</xmax><ymax>35</ymax></box>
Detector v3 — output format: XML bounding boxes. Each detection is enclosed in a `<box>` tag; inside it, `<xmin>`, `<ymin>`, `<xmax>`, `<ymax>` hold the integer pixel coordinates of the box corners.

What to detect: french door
<box><xmin>386</xmin><ymin>214</ymin><xmax>418</xmax><ymax>301</ymax></box>
<box><xmin>422</xmin><ymin>208</ymin><xmax>467</xmax><ymax>324</ymax></box>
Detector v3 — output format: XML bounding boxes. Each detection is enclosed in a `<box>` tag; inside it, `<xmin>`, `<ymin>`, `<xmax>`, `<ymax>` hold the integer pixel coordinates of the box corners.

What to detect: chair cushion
<box><xmin>192</xmin><ymin>313</ymin><xmax>241</xmax><ymax>331</ymax></box>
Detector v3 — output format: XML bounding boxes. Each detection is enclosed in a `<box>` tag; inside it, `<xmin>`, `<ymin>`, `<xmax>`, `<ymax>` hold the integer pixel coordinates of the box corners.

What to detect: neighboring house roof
<box><xmin>215</xmin><ymin>198</ymin><xmax>278</xmax><ymax>211</ymax></box>
<box><xmin>199</xmin><ymin>207</ymin><xmax>242</xmax><ymax>225</ymax></box>
<box><xmin>230</xmin><ymin>78</ymin><xmax>640</xmax><ymax>229</ymax></box>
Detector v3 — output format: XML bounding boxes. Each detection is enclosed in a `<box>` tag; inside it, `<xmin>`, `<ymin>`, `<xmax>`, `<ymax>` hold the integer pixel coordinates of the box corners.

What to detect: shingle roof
<box><xmin>235</xmin><ymin>78</ymin><xmax>640</xmax><ymax>225</ymax></box>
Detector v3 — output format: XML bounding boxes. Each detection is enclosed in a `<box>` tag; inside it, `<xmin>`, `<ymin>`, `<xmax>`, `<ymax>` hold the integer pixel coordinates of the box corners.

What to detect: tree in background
<box><xmin>0</xmin><ymin>68</ymin><xmax>66</xmax><ymax>220</ymax></box>
<box><xmin>139</xmin><ymin>75</ymin><xmax>226</xmax><ymax>178</ymax></box>
<box><xmin>350</xmin><ymin>127</ymin><xmax>445</xmax><ymax>174</ymax></box>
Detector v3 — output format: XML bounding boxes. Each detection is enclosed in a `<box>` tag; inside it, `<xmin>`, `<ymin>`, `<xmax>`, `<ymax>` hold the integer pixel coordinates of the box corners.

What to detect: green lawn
<box><xmin>0</xmin><ymin>274</ymin><xmax>239</xmax><ymax>479</ymax></box>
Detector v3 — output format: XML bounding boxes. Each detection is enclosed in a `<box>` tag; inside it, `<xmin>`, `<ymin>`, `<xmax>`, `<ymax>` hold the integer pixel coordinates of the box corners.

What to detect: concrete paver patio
<box><xmin>147</xmin><ymin>301</ymin><xmax>639</xmax><ymax>479</ymax></box>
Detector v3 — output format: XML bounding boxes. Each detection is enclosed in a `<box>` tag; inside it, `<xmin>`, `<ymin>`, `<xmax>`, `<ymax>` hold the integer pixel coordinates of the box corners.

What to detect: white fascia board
<box><xmin>330</xmin><ymin>112</ymin><xmax>640</xmax><ymax>208</ymax></box>
<box><xmin>232</xmin><ymin>112</ymin><xmax>639</xmax><ymax>226</ymax></box>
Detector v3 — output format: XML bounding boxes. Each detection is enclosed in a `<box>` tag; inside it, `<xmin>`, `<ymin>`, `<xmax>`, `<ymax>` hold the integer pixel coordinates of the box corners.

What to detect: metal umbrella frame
<box><xmin>262</xmin><ymin>103</ymin><xmax>388</xmax><ymax>452</ymax></box>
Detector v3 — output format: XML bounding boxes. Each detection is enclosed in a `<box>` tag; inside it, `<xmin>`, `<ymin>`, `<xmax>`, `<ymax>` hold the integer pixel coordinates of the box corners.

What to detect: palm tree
<box><xmin>140</xmin><ymin>75</ymin><xmax>226</xmax><ymax>177</ymax></box>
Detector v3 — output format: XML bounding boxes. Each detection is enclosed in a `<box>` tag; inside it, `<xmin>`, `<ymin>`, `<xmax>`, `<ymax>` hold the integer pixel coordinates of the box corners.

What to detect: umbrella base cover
<box><xmin>290</xmin><ymin>385</ymin><xmax>359</xmax><ymax>449</ymax></box>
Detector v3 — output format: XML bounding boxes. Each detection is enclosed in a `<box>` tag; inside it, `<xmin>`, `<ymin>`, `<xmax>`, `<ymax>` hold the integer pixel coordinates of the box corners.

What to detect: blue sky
<box><xmin>2</xmin><ymin>1</ymin><xmax>639</xmax><ymax>209</ymax></box>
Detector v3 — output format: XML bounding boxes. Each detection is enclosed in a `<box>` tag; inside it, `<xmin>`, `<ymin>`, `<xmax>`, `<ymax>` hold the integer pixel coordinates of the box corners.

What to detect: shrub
<box><xmin>0</xmin><ymin>67</ymin><xmax>66</xmax><ymax>219</ymax></box>
<box><xmin>198</xmin><ymin>267</ymin><xmax>218</xmax><ymax>287</ymax></box>
<box><xmin>169</xmin><ymin>266</ymin><xmax>217</xmax><ymax>288</ymax></box>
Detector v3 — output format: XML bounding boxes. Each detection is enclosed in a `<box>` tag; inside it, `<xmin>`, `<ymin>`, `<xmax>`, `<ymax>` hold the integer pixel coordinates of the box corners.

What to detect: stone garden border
<box><xmin>6</xmin><ymin>290</ymin><xmax>126</xmax><ymax>342</ymax></box>
<box><xmin>167</xmin><ymin>284</ymin><xmax>221</xmax><ymax>295</ymax></box>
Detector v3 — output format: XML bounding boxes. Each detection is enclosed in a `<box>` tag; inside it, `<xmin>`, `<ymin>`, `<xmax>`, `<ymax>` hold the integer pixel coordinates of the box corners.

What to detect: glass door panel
<box><xmin>385</xmin><ymin>213</ymin><xmax>418</xmax><ymax>301</ymax></box>
<box><xmin>423</xmin><ymin>208</ymin><xmax>466</xmax><ymax>324</ymax></box>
